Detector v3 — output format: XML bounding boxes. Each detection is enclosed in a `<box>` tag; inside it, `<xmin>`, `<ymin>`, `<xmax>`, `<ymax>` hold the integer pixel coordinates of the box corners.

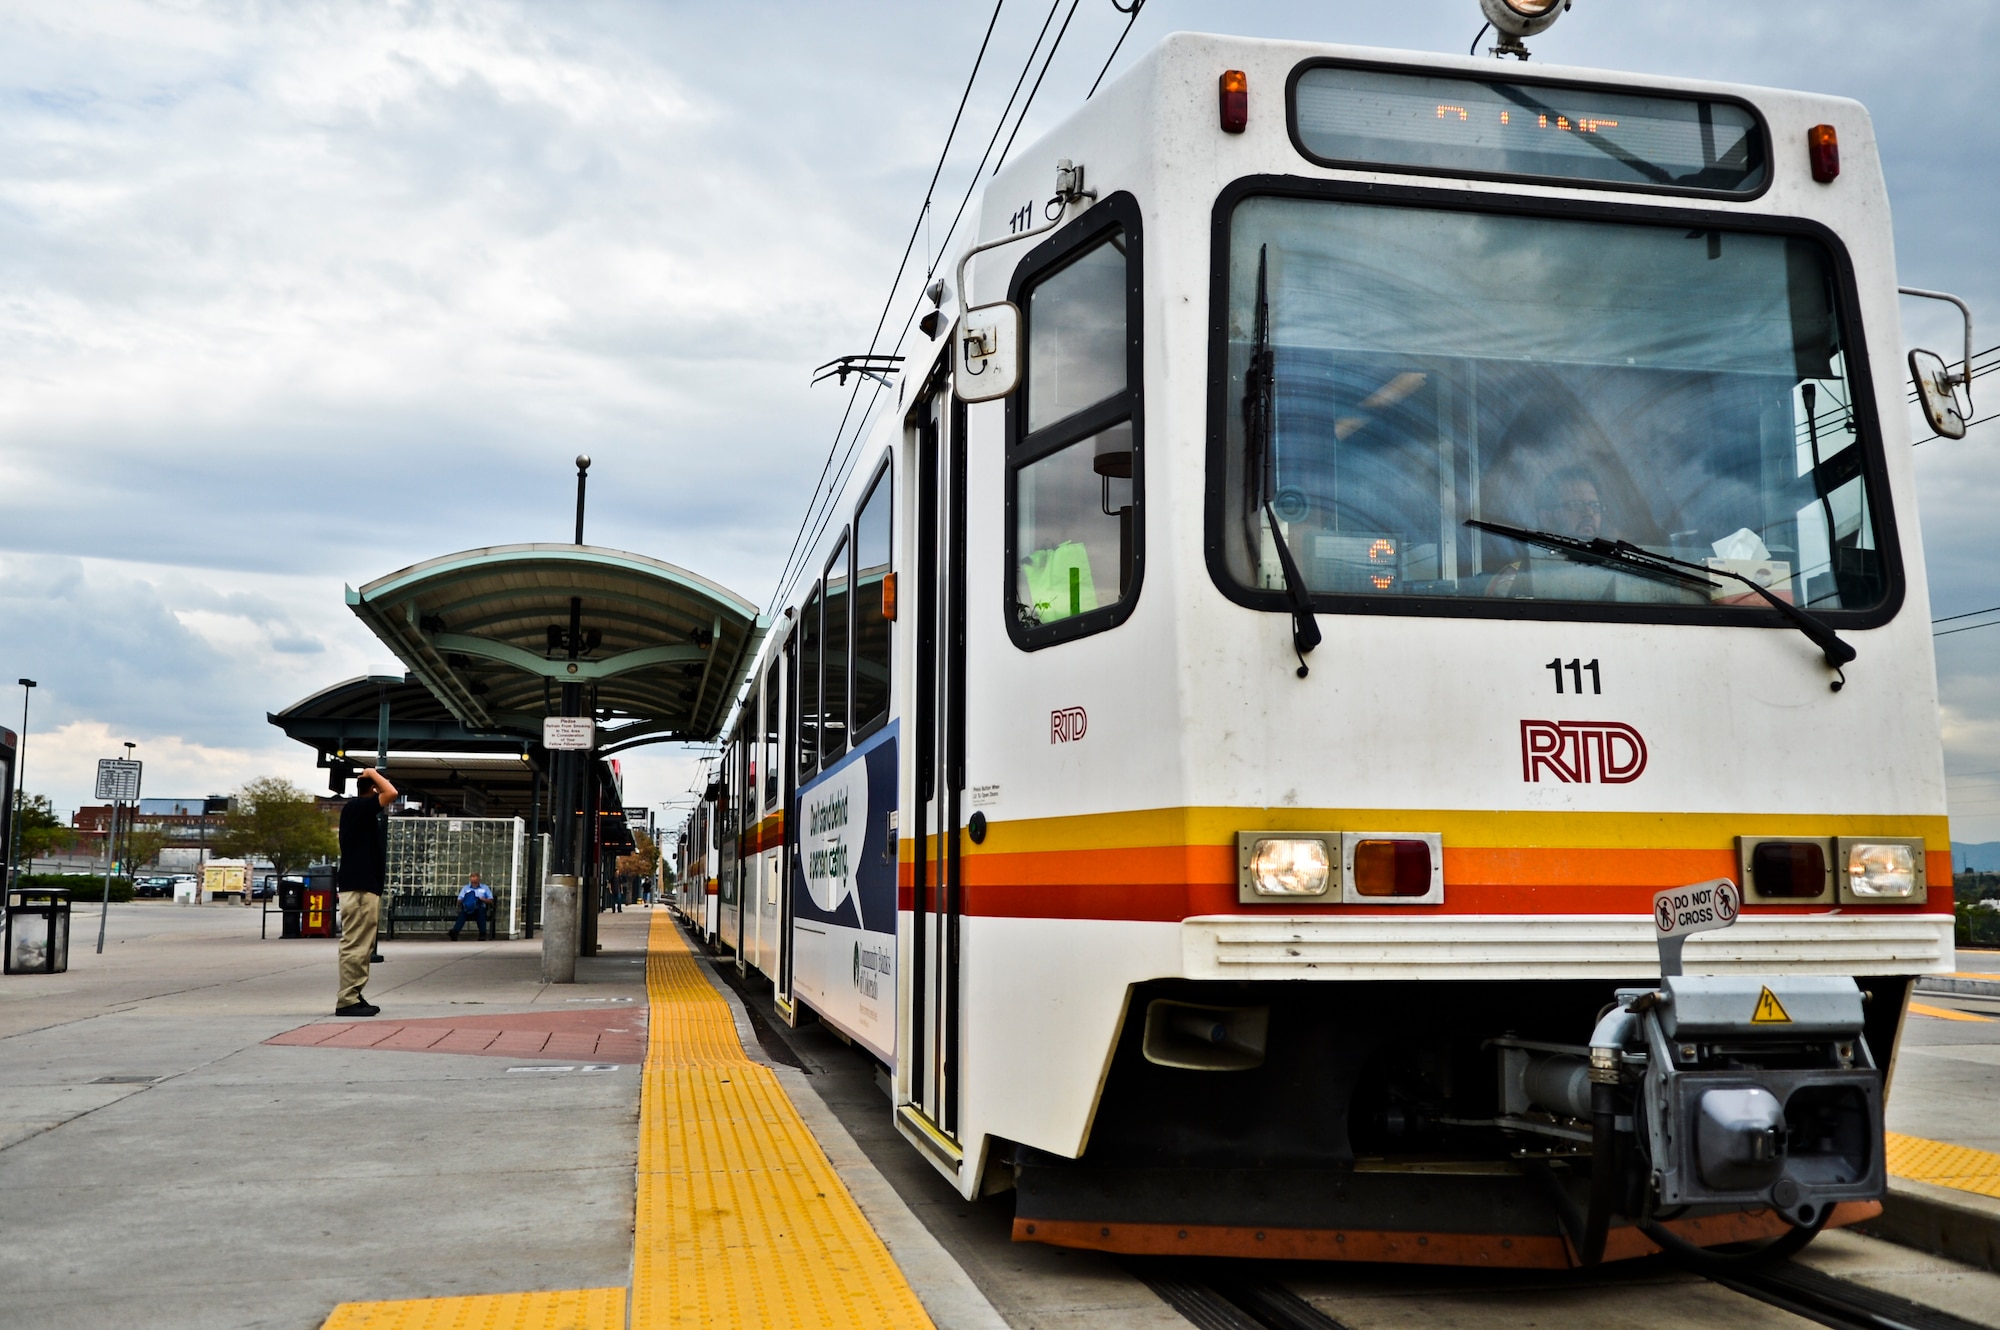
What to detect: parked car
<box><xmin>253</xmin><ymin>875</ymin><xmax>304</xmax><ymax>902</ymax></box>
<box><xmin>134</xmin><ymin>876</ymin><xmax>175</xmax><ymax>899</ymax></box>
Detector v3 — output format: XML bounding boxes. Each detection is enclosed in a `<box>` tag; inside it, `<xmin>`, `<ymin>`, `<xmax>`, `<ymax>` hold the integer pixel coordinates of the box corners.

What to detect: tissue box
<box><xmin>1707</xmin><ymin>558</ymin><xmax>1793</xmax><ymax>605</ymax></box>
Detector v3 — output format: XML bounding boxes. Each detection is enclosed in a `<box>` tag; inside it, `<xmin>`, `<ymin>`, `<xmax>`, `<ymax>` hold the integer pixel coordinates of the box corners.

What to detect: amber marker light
<box><xmin>1808</xmin><ymin>124</ymin><xmax>1840</xmax><ymax>183</ymax></box>
<box><xmin>881</xmin><ymin>571</ymin><xmax>898</xmax><ymax>622</ymax></box>
<box><xmin>1352</xmin><ymin>838</ymin><xmax>1432</xmax><ymax>897</ymax></box>
<box><xmin>1219</xmin><ymin>70</ymin><xmax>1248</xmax><ymax>134</ymax></box>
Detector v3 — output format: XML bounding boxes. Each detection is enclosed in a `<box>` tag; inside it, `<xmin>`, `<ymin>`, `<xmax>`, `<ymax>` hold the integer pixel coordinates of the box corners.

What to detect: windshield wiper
<box><xmin>1241</xmin><ymin>246</ymin><xmax>1319</xmax><ymax>678</ymax></box>
<box><xmin>1467</xmin><ymin>518</ymin><xmax>1857</xmax><ymax>691</ymax></box>
<box><xmin>1265</xmin><ymin>501</ymin><xmax>1322</xmax><ymax>677</ymax></box>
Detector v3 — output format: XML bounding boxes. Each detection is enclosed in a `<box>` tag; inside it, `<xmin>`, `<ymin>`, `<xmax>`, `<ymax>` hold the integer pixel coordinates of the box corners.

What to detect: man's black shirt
<box><xmin>336</xmin><ymin>794</ymin><xmax>386</xmax><ymax>894</ymax></box>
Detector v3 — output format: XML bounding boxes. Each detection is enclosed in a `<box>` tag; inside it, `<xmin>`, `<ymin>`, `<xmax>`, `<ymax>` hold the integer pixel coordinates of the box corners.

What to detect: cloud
<box><xmin>2</xmin><ymin>0</ymin><xmax>1998</xmax><ymax>836</ymax></box>
<box><xmin>26</xmin><ymin>718</ymin><xmax>325</xmax><ymax>811</ymax></box>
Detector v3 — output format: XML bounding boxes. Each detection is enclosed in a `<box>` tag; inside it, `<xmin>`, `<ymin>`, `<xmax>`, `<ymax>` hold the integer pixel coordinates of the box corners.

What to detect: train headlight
<box><xmin>1844</xmin><ymin>842</ymin><xmax>1917</xmax><ymax>899</ymax></box>
<box><xmin>1246</xmin><ymin>838</ymin><xmax>1332</xmax><ymax>896</ymax></box>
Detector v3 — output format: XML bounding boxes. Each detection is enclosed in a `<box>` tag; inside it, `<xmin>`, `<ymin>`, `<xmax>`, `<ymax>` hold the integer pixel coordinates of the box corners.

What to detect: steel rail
<box><xmin>1135</xmin><ymin>1253</ymin><xmax>1993</xmax><ymax>1330</ymax></box>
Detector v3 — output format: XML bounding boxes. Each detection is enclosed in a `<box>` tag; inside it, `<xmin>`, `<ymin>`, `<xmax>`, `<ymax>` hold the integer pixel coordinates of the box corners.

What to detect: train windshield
<box><xmin>1215</xmin><ymin>196</ymin><xmax>1888</xmax><ymax>614</ymax></box>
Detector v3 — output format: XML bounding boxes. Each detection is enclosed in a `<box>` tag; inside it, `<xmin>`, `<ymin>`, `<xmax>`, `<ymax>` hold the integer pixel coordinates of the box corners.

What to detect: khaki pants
<box><xmin>337</xmin><ymin>890</ymin><xmax>381</xmax><ymax>1009</ymax></box>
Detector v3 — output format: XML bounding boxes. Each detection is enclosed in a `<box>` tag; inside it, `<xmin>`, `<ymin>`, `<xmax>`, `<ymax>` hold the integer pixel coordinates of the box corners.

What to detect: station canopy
<box><xmin>344</xmin><ymin>544</ymin><xmax>765</xmax><ymax>754</ymax></box>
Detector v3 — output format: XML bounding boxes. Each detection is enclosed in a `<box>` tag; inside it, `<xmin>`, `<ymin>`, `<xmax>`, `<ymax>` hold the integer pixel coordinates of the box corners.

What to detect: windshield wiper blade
<box><xmin>1241</xmin><ymin>246</ymin><xmax>1318</xmax><ymax>679</ymax></box>
<box><xmin>1467</xmin><ymin>518</ymin><xmax>1857</xmax><ymax>690</ymax></box>
<box><xmin>1265</xmin><ymin>501</ymin><xmax>1322</xmax><ymax>677</ymax></box>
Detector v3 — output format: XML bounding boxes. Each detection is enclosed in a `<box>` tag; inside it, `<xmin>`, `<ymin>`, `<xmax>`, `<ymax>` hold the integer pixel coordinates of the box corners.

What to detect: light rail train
<box><xmin>675</xmin><ymin>21</ymin><xmax>1972</xmax><ymax>1268</ymax></box>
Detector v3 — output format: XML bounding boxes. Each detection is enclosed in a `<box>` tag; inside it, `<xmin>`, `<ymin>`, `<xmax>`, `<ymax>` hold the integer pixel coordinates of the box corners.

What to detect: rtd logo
<box><xmin>1050</xmin><ymin>707</ymin><xmax>1088</xmax><ymax>743</ymax></box>
<box><xmin>1520</xmin><ymin>719</ymin><xmax>1648</xmax><ymax>784</ymax></box>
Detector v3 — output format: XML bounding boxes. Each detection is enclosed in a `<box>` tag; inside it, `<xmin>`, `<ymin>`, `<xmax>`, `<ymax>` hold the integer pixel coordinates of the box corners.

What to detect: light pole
<box><xmin>118</xmin><ymin>741</ymin><xmax>136</xmax><ymax>876</ymax></box>
<box><xmin>9</xmin><ymin>679</ymin><xmax>34</xmax><ymax>882</ymax></box>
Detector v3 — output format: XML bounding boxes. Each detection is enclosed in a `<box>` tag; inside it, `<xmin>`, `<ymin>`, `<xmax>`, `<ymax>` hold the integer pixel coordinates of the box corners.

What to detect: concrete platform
<box><xmin>0</xmin><ymin>901</ymin><xmax>648</xmax><ymax>1329</ymax></box>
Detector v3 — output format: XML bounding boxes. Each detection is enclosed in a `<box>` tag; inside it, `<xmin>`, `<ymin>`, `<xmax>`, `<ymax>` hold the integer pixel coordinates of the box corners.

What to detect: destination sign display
<box><xmin>1292</xmin><ymin>66</ymin><xmax>1768</xmax><ymax>196</ymax></box>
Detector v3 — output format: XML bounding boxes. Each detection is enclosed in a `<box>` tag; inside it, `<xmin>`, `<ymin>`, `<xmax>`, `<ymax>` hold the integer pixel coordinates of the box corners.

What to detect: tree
<box><xmin>617</xmin><ymin>828</ymin><xmax>660</xmax><ymax>880</ymax></box>
<box><xmin>213</xmin><ymin>777</ymin><xmax>337</xmax><ymax>881</ymax></box>
<box><xmin>119</xmin><ymin>825</ymin><xmax>173</xmax><ymax>874</ymax></box>
<box><xmin>11</xmin><ymin>792</ymin><xmax>74</xmax><ymax>864</ymax></box>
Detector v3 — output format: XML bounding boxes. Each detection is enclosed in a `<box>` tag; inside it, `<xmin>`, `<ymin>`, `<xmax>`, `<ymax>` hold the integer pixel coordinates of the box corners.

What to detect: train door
<box><xmin>904</xmin><ymin>380</ymin><xmax>967</xmax><ymax>1150</ymax></box>
<box><xmin>717</xmin><ymin>744</ymin><xmax>739</xmax><ymax>951</ymax></box>
<box><xmin>776</xmin><ymin>631</ymin><xmax>799</xmax><ymax>1017</ymax></box>
<box><xmin>759</xmin><ymin>660</ymin><xmax>782</xmax><ymax>978</ymax></box>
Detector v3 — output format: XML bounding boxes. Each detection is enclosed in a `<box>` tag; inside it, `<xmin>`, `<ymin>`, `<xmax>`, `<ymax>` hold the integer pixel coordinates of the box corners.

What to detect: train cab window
<box><xmin>853</xmin><ymin>464</ymin><xmax>893</xmax><ymax>738</ymax></box>
<box><xmin>1211</xmin><ymin>191</ymin><xmax>1897</xmax><ymax>625</ymax></box>
<box><xmin>1007</xmin><ymin>193</ymin><xmax>1145</xmax><ymax>649</ymax></box>
<box><xmin>821</xmin><ymin>533</ymin><xmax>851</xmax><ymax>764</ymax></box>
<box><xmin>798</xmin><ymin>584</ymin><xmax>822</xmax><ymax>780</ymax></box>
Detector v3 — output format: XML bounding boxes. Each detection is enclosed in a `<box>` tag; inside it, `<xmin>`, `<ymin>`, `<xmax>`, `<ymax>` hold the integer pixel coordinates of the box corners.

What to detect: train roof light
<box><xmin>1807</xmin><ymin>123</ymin><xmax>1840</xmax><ymax>183</ymax></box>
<box><xmin>1477</xmin><ymin>0</ymin><xmax>1570</xmax><ymax>58</ymax></box>
<box><xmin>1219</xmin><ymin>70</ymin><xmax>1248</xmax><ymax>134</ymax></box>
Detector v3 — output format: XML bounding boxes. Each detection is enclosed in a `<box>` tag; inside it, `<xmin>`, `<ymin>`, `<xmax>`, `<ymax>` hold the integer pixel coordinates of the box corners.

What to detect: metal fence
<box><xmin>384</xmin><ymin>817</ymin><xmax>525</xmax><ymax>938</ymax></box>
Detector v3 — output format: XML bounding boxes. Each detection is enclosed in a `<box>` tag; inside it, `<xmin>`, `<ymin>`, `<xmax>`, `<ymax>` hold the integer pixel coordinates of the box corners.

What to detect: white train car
<box><xmin>697</xmin><ymin>23</ymin><xmax>1971</xmax><ymax>1268</ymax></box>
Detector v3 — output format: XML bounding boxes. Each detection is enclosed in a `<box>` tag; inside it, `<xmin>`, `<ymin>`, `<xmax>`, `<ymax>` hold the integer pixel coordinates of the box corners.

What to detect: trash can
<box><xmin>301</xmin><ymin>882</ymin><xmax>335</xmax><ymax>938</ymax></box>
<box><xmin>277</xmin><ymin>879</ymin><xmax>305</xmax><ymax>939</ymax></box>
<box><xmin>4</xmin><ymin>886</ymin><xmax>71</xmax><ymax>974</ymax></box>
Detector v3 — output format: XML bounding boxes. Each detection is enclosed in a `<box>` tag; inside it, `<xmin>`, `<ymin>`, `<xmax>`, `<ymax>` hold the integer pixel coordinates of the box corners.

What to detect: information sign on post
<box><xmin>94</xmin><ymin>758</ymin><xmax>143</xmax><ymax>957</ymax></box>
<box><xmin>1652</xmin><ymin>877</ymin><xmax>1740</xmax><ymax>978</ymax></box>
<box><xmin>95</xmin><ymin>759</ymin><xmax>142</xmax><ymax>802</ymax></box>
<box><xmin>542</xmin><ymin>717</ymin><xmax>596</xmax><ymax>751</ymax></box>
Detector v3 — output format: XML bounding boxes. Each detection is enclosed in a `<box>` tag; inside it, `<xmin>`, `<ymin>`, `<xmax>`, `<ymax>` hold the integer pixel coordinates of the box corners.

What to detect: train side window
<box><xmin>822</xmin><ymin>532</ymin><xmax>851</xmax><ymax>764</ymax></box>
<box><xmin>799</xmin><ymin>583</ymin><xmax>822</xmax><ymax>781</ymax></box>
<box><xmin>1006</xmin><ymin>192</ymin><xmax>1145</xmax><ymax>650</ymax></box>
<box><xmin>853</xmin><ymin>461</ymin><xmax>892</xmax><ymax>739</ymax></box>
<box><xmin>742</xmin><ymin>691</ymin><xmax>759</xmax><ymax>820</ymax></box>
<box><xmin>762</xmin><ymin>660</ymin><xmax>779</xmax><ymax>810</ymax></box>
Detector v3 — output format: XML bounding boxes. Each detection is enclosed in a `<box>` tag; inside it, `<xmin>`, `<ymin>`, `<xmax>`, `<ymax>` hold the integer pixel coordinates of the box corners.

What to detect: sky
<box><xmin>2</xmin><ymin>0</ymin><xmax>1997</xmax><ymax>842</ymax></box>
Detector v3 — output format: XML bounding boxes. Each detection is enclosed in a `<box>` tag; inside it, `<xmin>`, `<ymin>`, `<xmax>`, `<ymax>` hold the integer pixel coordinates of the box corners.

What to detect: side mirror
<box><xmin>1909</xmin><ymin>348</ymin><xmax>1968</xmax><ymax>440</ymax></box>
<box><xmin>955</xmin><ymin>302</ymin><xmax>1020</xmax><ymax>403</ymax></box>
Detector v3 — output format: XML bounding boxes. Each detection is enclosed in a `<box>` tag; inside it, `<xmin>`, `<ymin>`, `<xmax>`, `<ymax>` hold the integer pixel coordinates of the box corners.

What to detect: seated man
<box><xmin>448</xmin><ymin>872</ymin><xmax>494</xmax><ymax>941</ymax></box>
<box><xmin>1485</xmin><ymin>468</ymin><xmax>1616</xmax><ymax>601</ymax></box>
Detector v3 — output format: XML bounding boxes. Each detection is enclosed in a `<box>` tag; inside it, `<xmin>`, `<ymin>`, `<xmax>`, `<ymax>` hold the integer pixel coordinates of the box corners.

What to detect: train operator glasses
<box><xmin>1214</xmin><ymin>196</ymin><xmax>1891</xmax><ymax>623</ymax></box>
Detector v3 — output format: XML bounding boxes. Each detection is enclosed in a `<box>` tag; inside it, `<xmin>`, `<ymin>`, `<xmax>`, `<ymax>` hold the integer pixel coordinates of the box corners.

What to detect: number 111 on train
<box><xmin>1547</xmin><ymin>658</ymin><xmax>1601</xmax><ymax>694</ymax></box>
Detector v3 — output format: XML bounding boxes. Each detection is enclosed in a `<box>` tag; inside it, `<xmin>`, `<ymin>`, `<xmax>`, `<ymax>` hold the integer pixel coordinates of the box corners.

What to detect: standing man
<box><xmin>448</xmin><ymin>872</ymin><xmax>494</xmax><ymax>941</ymax></box>
<box><xmin>335</xmin><ymin>767</ymin><xmax>397</xmax><ymax>1017</ymax></box>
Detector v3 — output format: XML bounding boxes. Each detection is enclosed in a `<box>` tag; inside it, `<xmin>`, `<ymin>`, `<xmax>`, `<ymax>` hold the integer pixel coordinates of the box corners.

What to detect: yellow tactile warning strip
<box><xmin>632</xmin><ymin>908</ymin><xmax>935</xmax><ymax>1329</ymax></box>
<box><xmin>1909</xmin><ymin>1001</ymin><xmax>1994</xmax><ymax>1022</ymax></box>
<box><xmin>321</xmin><ymin>912</ymin><xmax>929</xmax><ymax>1330</ymax></box>
<box><xmin>1888</xmin><ymin>1132</ymin><xmax>2000</xmax><ymax>1200</ymax></box>
<box><xmin>320</xmin><ymin>1288</ymin><xmax>626</xmax><ymax>1330</ymax></box>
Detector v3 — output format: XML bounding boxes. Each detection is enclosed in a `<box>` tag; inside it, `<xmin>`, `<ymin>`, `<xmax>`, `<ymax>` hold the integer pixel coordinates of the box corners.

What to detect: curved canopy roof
<box><xmin>346</xmin><ymin>544</ymin><xmax>764</xmax><ymax>751</ymax></box>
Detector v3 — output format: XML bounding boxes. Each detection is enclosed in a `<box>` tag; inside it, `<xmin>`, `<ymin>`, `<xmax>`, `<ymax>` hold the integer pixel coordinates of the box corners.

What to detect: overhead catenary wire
<box><xmin>772</xmin><ymin>0</ymin><xmax>1118</xmax><ymax>614</ymax></box>
<box><xmin>764</xmin><ymin>0</ymin><xmax>1010</xmax><ymax>612</ymax></box>
<box><xmin>769</xmin><ymin>0</ymin><xmax>1064</xmax><ymax>611</ymax></box>
<box><xmin>1934</xmin><ymin>613</ymin><xmax>2000</xmax><ymax>639</ymax></box>
<box><xmin>993</xmin><ymin>0</ymin><xmax>1084</xmax><ymax>175</ymax></box>
<box><xmin>1087</xmin><ymin>0</ymin><xmax>1146</xmax><ymax>98</ymax></box>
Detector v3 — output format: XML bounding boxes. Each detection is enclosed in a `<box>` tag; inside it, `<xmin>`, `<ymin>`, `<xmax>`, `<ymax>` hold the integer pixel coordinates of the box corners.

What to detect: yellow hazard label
<box><xmin>1752</xmin><ymin>986</ymin><xmax>1792</xmax><ymax>1024</ymax></box>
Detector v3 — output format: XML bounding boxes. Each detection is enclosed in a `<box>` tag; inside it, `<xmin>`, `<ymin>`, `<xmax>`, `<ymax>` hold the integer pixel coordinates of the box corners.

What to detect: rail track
<box><xmin>1132</xmin><ymin>1253</ymin><xmax>1996</xmax><ymax>1330</ymax></box>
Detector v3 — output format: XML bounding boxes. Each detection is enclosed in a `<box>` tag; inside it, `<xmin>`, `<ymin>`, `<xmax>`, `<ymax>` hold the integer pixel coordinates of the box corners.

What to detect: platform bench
<box><xmin>382</xmin><ymin>893</ymin><xmax>467</xmax><ymax>938</ymax></box>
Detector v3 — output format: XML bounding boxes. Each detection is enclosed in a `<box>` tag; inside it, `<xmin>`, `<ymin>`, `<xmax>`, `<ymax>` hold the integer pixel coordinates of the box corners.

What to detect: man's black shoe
<box><xmin>371</xmin><ymin>952</ymin><xmax>385</xmax><ymax>962</ymax></box>
<box><xmin>334</xmin><ymin>1001</ymin><xmax>380</xmax><ymax>1017</ymax></box>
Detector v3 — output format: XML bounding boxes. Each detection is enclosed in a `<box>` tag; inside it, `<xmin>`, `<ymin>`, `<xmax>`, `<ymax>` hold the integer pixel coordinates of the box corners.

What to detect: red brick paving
<box><xmin>265</xmin><ymin>1007</ymin><xmax>646</xmax><ymax>1064</ymax></box>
